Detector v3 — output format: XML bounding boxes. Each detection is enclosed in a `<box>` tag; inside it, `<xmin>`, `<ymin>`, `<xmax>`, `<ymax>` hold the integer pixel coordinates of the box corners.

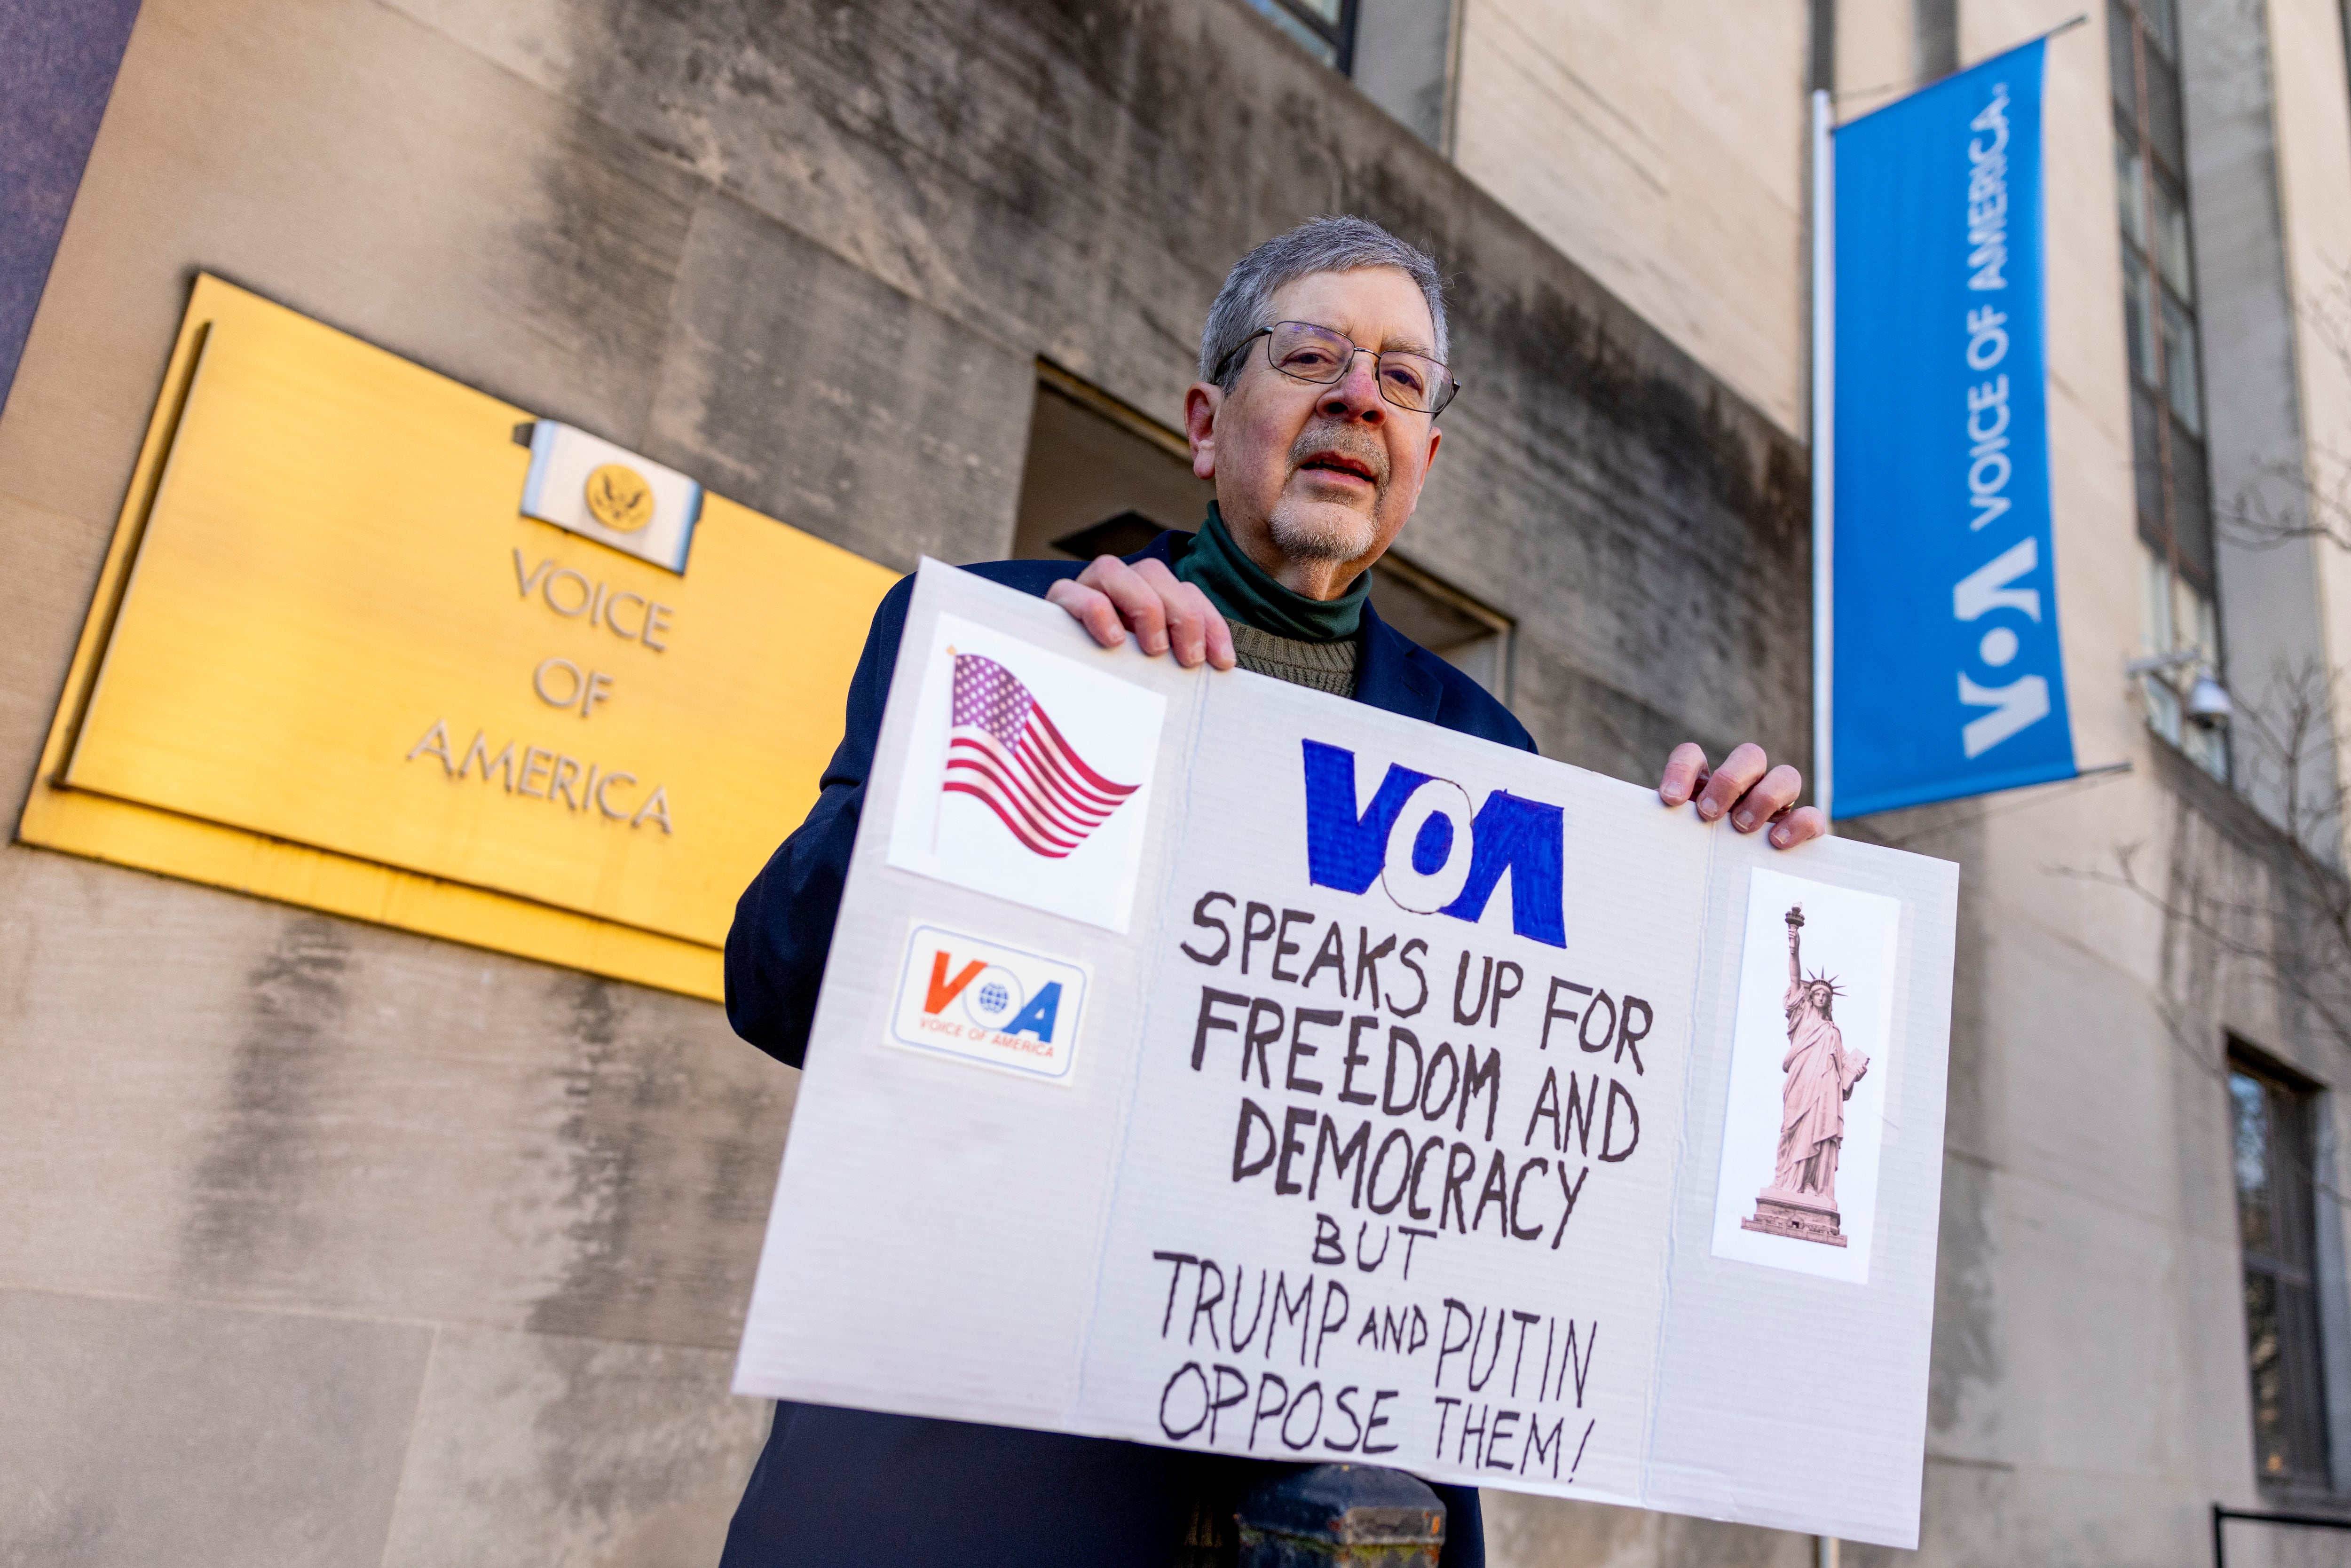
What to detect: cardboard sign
<box><xmin>735</xmin><ymin>562</ymin><xmax>1958</xmax><ymax>1547</ymax></box>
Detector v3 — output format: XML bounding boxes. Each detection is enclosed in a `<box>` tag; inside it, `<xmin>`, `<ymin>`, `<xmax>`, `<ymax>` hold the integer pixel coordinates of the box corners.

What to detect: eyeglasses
<box><xmin>1213</xmin><ymin>320</ymin><xmax>1461</xmax><ymax>416</ymax></box>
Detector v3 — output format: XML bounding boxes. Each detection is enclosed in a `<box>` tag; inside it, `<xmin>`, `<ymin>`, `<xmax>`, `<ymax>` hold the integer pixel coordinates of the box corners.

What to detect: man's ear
<box><xmin>1184</xmin><ymin>382</ymin><xmax>1221</xmax><ymax>481</ymax></box>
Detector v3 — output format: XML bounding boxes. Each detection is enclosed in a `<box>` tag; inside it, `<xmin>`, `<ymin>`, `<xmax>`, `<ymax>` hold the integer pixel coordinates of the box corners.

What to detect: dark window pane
<box><xmin>2152</xmin><ymin>173</ymin><xmax>2193</xmax><ymax>300</ymax></box>
<box><xmin>1010</xmin><ymin>379</ymin><xmax>1215</xmax><ymax>563</ymax></box>
<box><xmin>1247</xmin><ymin>0</ymin><xmax>1339</xmax><ymax>63</ymax></box>
<box><xmin>2247</xmin><ymin>1269</ymin><xmax>2332</xmax><ymax>1485</ymax></box>
<box><xmin>1366</xmin><ymin>563</ymin><xmax>1512</xmax><ymax>698</ymax></box>
<box><xmin>2229</xmin><ymin>1062</ymin><xmax>2334</xmax><ymax>1490</ymax></box>
<box><xmin>2231</xmin><ymin>1073</ymin><xmax>2275</xmax><ymax>1259</ymax></box>
<box><xmin>2110</xmin><ymin>0</ymin><xmax>2139</xmax><ymax>113</ymax></box>
<box><xmin>2123</xmin><ymin>248</ymin><xmax>2158</xmax><ymax>389</ymax></box>
<box><xmin>2147</xmin><ymin>55</ymin><xmax>2185</xmax><ymax>170</ymax></box>
<box><xmin>2172</xmin><ymin>425</ymin><xmax>2212</xmax><ymax>581</ymax></box>
<box><xmin>2132</xmin><ymin>387</ymin><xmax>2165</xmax><ymax>541</ymax></box>
<box><xmin>2141</xmin><ymin>0</ymin><xmax>2179</xmax><ymax>61</ymax></box>
<box><xmin>2271</xmin><ymin>1091</ymin><xmax>2316</xmax><ymax>1270</ymax></box>
<box><xmin>2115</xmin><ymin>133</ymin><xmax>2147</xmax><ymax>244</ymax></box>
<box><xmin>2246</xmin><ymin>1271</ymin><xmax>2292</xmax><ymax>1478</ymax></box>
<box><xmin>2162</xmin><ymin>291</ymin><xmax>2203</xmax><ymax>433</ymax></box>
<box><xmin>2277</xmin><ymin>1279</ymin><xmax>2331</xmax><ymax>1478</ymax></box>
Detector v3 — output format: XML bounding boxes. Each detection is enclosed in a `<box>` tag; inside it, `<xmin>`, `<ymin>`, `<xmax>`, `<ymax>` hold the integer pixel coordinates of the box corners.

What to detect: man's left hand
<box><xmin>1656</xmin><ymin>742</ymin><xmax>1827</xmax><ymax>850</ymax></box>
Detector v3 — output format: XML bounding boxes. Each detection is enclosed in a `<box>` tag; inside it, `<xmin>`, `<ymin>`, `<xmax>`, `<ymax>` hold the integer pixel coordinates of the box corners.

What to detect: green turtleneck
<box><xmin>1171</xmin><ymin>503</ymin><xmax>1370</xmax><ymax>644</ymax></box>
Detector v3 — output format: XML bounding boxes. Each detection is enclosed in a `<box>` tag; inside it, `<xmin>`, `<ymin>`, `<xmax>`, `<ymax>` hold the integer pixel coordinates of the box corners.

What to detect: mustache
<box><xmin>1286</xmin><ymin>422</ymin><xmax>1388</xmax><ymax>484</ymax></box>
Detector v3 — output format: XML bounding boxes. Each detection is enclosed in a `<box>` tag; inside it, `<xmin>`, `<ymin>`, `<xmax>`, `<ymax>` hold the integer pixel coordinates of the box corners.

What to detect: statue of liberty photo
<box><xmin>1743</xmin><ymin>905</ymin><xmax>1871</xmax><ymax>1246</ymax></box>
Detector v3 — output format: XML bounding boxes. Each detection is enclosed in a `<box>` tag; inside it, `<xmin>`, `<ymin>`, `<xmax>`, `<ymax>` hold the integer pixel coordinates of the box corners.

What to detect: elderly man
<box><xmin>720</xmin><ymin>216</ymin><xmax>1823</xmax><ymax>1568</ymax></box>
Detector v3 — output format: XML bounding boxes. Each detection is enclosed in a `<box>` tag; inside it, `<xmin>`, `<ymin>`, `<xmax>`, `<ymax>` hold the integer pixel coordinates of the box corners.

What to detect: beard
<box><xmin>1266</xmin><ymin>499</ymin><xmax>1379</xmax><ymax>562</ymax></box>
<box><xmin>1266</xmin><ymin>422</ymin><xmax>1386</xmax><ymax>562</ymax></box>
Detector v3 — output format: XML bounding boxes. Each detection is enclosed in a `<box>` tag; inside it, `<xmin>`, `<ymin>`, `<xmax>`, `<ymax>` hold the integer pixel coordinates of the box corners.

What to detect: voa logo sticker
<box><xmin>1300</xmin><ymin>740</ymin><xmax>1566</xmax><ymax>949</ymax></box>
<box><xmin>887</xmin><ymin>923</ymin><xmax>1089</xmax><ymax>1084</ymax></box>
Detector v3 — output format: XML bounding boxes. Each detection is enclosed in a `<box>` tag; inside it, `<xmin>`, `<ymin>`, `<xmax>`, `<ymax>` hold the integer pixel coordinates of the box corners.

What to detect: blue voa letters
<box><xmin>1299</xmin><ymin>740</ymin><xmax>1566</xmax><ymax>949</ymax></box>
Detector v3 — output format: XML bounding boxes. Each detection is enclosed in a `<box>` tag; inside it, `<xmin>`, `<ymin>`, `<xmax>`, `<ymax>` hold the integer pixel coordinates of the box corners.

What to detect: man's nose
<box><xmin>1316</xmin><ymin>352</ymin><xmax>1386</xmax><ymax>422</ymax></box>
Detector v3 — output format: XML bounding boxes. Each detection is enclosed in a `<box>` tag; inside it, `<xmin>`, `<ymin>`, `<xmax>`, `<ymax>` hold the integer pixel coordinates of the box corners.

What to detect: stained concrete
<box><xmin>0</xmin><ymin>1289</ymin><xmax>428</xmax><ymax>1567</ymax></box>
<box><xmin>376</xmin><ymin>1325</ymin><xmax>768</xmax><ymax>1568</ymax></box>
<box><xmin>383</xmin><ymin>0</ymin><xmax>1815</xmax><ymax>774</ymax></box>
<box><xmin>2182</xmin><ymin>0</ymin><xmax>2339</xmax><ymax>851</ymax></box>
<box><xmin>0</xmin><ymin>848</ymin><xmax>792</xmax><ymax>1347</ymax></box>
<box><xmin>1446</xmin><ymin>0</ymin><xmax>1811</xmax><ymax>434</ymax></box>
<box><xmin>644</xmin><ymin>189</ymin><xmax>1035</xmax><ymax>572</ymax></box>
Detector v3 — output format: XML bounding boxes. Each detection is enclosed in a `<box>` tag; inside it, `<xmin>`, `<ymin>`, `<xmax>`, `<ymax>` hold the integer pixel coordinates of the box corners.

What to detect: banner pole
<box><xmin>1810</xmin><ymin>87</ymin><xmax>1835</xmax><ymax>827</ymax></box>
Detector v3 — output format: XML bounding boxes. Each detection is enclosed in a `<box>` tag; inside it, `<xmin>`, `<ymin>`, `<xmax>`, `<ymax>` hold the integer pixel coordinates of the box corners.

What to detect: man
<box><xmin>721</xmin><ymin>217</ymin><xmax>1824</xmax><ymax>1568</ymax></box>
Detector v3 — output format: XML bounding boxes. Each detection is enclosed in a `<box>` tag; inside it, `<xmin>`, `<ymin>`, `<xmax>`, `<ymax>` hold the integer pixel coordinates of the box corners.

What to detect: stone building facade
<box><xmin>1</xmin><ymin>0</ymin><xmax>2347</xmax><ymax>1564</ymax></box>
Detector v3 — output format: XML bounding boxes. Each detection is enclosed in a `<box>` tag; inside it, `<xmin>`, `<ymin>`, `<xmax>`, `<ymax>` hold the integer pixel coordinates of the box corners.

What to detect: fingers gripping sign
<box><xmin>1047</xmin><ymin>560</ymin><xmax>1818</xmax><ymax>850</ymax></box>
<box><xmin>1656</xmin><ymin>741</ymin><xmax>1827</xmax><ymax>851</ymax></box>
<box><xmin>1045</xmin><ymin>556</ymin><xmax>1237</xmax><ymax>671</ymax></box>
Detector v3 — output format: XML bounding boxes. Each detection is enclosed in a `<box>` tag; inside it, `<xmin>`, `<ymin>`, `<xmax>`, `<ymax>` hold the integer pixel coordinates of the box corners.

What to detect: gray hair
<box><xmin>1198</xmin><ymin>216</ymin><xmax>1450</xmax><ymax>391</ymax></box>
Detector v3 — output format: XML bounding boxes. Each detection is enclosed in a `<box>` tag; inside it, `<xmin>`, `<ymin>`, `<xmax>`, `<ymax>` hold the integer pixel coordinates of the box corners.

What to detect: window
<box><xmin>2228</xmin><ymin>1054</ymin><xmax>2332</xmax><ymax>1490</ymax></box>
<box><xmin>1247</xmin><ymin>0</ymin><xmax>1458</xmax><ymax>153</ymax></box>
<box><xmin>2140</xmin><ymin>541</ymin><xmax>2225</xmax><ymax>775</ymax></box>
<box><xmin>1366</xmin><ymin>553</ymin><xmax>1513</xmax><ymax>700</ymax></box>
<box><xmin>1246</xmin><ymin>0</ymin><xmax>1358</xmax><ymax>72</ymax></box>
<box><xmin>2114</xmin><ymin>0</ymin><xmax>2226</xmax><ymax>778</ymax></box>
<box><xmin>1009</xmin><ymin>365</ymin><xmax>1214</xmax><ymax>564</ymax></box>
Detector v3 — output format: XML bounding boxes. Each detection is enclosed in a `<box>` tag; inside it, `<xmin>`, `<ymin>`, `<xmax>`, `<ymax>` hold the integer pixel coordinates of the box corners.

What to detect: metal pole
<box><xmin>1809</xmin><ymin>86</ymin><xmax>1835</xmax><ymax>826</ymax></box>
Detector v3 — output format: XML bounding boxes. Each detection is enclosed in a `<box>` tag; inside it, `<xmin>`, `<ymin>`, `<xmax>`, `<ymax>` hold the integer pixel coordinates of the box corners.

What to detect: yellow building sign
<box><xmin>21</xmin><ymin>276</ymin><xmax>898</xmax><ymax>999</ymax></box>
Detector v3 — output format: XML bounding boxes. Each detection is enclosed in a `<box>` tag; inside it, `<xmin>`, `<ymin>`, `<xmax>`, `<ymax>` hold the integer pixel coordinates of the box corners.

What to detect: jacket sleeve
<box><xmin>723</xmin><ymin>575</ymin><xmax>915</xmax><ymax>1068</ymax></box>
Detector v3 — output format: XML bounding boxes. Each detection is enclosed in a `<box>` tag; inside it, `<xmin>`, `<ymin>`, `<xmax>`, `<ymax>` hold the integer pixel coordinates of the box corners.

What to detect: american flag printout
<box><xmin>885</xmin><ymin>611</ymin><xmax>1165</xmax><ymax>933</ymax></box>
<box><xmin>944</xmin><ymin>654</ymin><xmax>1138</xmax><ymax>857</ymax></box>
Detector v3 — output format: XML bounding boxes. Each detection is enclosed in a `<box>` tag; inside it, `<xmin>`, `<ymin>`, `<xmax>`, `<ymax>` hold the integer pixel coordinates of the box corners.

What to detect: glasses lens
<box><xmin>1376</xmin><ymin>352</ymin><xmax>1449</xmax><ymax>412</ymax></box>
<box><xmin>1267</xmin><ymin>322</ymin><xmax>1353</xmax><ymax>383</ymax></box>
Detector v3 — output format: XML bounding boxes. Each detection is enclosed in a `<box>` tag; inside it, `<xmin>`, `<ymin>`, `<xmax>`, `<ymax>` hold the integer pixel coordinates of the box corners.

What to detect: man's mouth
<box><xmin>1297</xmin><ymin>450</ymin><xmax>1378</xmax><ymax>485</ymax></box>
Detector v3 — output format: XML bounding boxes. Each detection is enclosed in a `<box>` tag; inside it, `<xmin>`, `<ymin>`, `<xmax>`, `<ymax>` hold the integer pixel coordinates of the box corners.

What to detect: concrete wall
<box><xmin>2186</xmin><ymin>0</ymin><xmax>2338</xmax><ymax>848</ymax></box>
<box><xmin>0</xmin><ymin>0</ymin><xmax>1813</xmax><ymax>1562</ymax></box>
<box><xmin>2264</xmin><ymin>0</ymin><xmax>2351</xmax><ymax>832</ymax></box>
<box><xmin>2253</xmin><ymin>0</ymin><xmax>2351</xmax><ymax>1496</ymax></box>
<box><xmin>1449</xmin><ymin>0</ymin><xmax>1813</xmax><ymax>438</ymax></box>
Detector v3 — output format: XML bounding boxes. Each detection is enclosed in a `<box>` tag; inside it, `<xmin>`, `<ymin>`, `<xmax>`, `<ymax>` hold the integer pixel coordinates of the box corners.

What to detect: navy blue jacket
<box><xmin>722</xmin><ymin>534</ymin><xmax>1534</xmax><ymax>1568</ymax></box>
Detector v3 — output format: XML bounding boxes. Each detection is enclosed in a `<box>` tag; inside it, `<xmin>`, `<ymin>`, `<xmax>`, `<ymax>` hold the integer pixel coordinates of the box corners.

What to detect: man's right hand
<box><xmin>1044</xmin><ymin>555</ymin><xmax>1236</xmax><ymax>670</ymax></box>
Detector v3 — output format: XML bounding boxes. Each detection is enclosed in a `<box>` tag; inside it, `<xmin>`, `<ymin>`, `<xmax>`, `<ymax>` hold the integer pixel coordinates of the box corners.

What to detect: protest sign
<box><xmin>735</xmin><ymin>561</ymin><xmax>1959</xmax><ymax>1547</ymax></box>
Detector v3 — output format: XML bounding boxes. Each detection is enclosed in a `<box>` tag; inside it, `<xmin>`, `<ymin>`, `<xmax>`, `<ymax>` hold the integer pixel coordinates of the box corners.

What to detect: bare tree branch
<box><xmin>2059</xmin><ymin>663</ymin><xmax>2351</xmax><ymax>1059</ymax></box>
<box><xmin>2217</xmin><ymin>258</ymin><xmax>2351</xmax><ymax>556</ymax></box>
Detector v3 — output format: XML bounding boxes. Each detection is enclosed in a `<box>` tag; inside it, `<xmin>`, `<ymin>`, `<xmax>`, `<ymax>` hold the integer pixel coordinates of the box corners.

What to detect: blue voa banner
<box><xmin>1831</xmin><ymin>39</ymin><xmax>2076</xmax><ymax>817</ymax></box>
